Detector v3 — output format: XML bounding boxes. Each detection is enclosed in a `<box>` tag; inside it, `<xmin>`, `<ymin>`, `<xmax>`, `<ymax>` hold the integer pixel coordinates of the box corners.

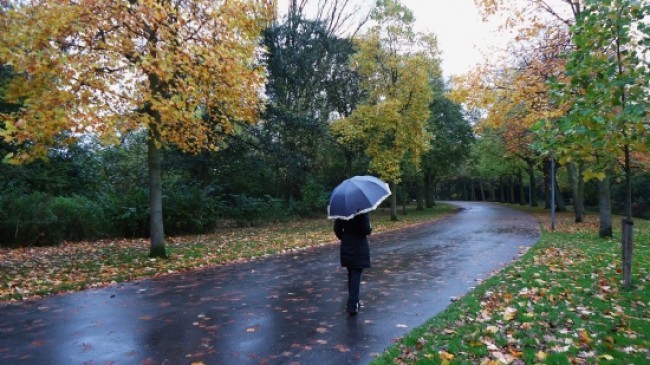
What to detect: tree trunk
<box><xmin>463</xmin><ymin>179</ymin><xmax>469</xmax><ymax>201</ymax></box>
<box><xmin>598</xmin><ymin>175</ymin><xmax>612</xmax><ymax>238</ymax></box>
<box><xmin>622</xmin><ymin>145</ymin><xmax>633</xmax><ymax>288</ymax></box>
<box><xmin>499</xmin><ymin>176</ymin><xmax>505</xmax><ymax>202</ymax></box>
<box><xmin>402</xmin><ymin>184</ymin><xmax>407</xmax><ymax>215</ymax></box>
<box><xmin>470</xmin><ymin>178</ymin><xmax>476</xmax><ymax>201</ymax></box>
<box><xmin>424</xmin><ymin>170</ymin><xmax>436</xmax><ymax>207</ymax></box>
<box><xmin>390</xmin><ymin>181</ymin><xmax>398</xmax><ymax>221</ymax></box>
<box><xmin>624</xmin><ymin>146</ymin><xmax>633</xmax><ymax>220</ymax></box>
<box><xmin>416</xmin><ymin>179</ymin><xmax>424</xmax><ymax>210</ymax></box>
<box><xmin>567</xmin><ymin>162</ymin><xmax>584</xmax><ymax>223</ymax></box>
<box><xmin>489</xmin><ymin>180</ymin><xmax>495</xmax><ymax>202</ymax></box>
<box><xmin>544</xmin><ymin>160</ymin><xmax>551</xmax><ymax>209</ymax></box>
<box><xmin>554</xmin><ymin>174</ymin><xmax>566</xmax><ymax>211</ymax></box>
<box><xmin>479</xmin><ymin>177</ymin><xmax>486</xmax><ymax>201</ymax></box>
<box><xmin>148</xmin><ymin>130</ymin><xmax>167</xmax><ymax>258</ymax></box>
<box><xmin>528</xmin><ymin>160</ymin><xmax>537</xmax><ymax>207</ymax></box>
<box><xmin>518</xmin><ymin>170</ymin><xmax>525</xmax><ymax>205</ymax></box>
<box><xmin>509</xmin><ymin>177</ymin><xmax>515</xmax><ymax>203</ymax></box>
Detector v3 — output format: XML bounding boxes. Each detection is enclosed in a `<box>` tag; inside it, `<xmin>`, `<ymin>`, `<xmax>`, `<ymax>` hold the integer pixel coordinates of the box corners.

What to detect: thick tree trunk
<box><xmin>567</xmin><ymin>162</ymin><xmax>585</xmax><ymax>223</ymax></box>
<box><xmin>598</xmin><ymin>175</ymin><xmax>613</xmax><ymax>238</ymax></box>
<box><xmin>424</xmin><ymin>170</ymin><xmax>436</xmax><ymax>208</ymax></box>
<box><xmin>390</xmin><ymin>181</ymin><xmax>398</xmax><ymax>221</ymax></box>
<box><xmin>509</xmin><ymin>177</ymin><xmax>515</xmax><ymax>203</ymax></box>
<box><xmin>148</xmin><ymin>131</ymin><xmax>167</xmax><ymax>258</ymax></box>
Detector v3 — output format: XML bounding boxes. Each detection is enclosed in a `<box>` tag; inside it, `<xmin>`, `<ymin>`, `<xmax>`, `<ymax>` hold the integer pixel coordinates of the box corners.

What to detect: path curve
<box><xmin>0</xmin><ymin>201</ymin><xmax>539</xmax><ymax>365</ymax></box>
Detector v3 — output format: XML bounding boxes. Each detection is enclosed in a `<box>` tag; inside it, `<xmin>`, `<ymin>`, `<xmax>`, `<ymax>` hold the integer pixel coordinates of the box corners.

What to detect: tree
<box><xmin>0</xmin><ymin>0</ymin><xmax>272</xmax><ymax>257</ymax></box>
<box><xmin>547</xmin><ymin>0</ymin><xmax>650</xmax><ymax>287</ymax></box>
<box><xmin>261</xmin><ymin>14</ymin><xmax>358</xmax><ymax>203</ymax></box>
<box><xmin>330</xmin><ymin>0</ymin><xmax>440</xmax><ymax>220</ymax></box>
<box><xmin>421</xmin><ymin>85</ymin><xmax>474</xmax><ymax>208</ymax></box>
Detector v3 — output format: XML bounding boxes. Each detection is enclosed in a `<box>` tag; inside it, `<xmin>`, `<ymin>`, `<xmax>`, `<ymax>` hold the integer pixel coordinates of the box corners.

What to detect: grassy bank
<box><xmin>372</xmin><ymin>207</ymin><xmax>650</xmax><ymax>365</ymax></box>
<box><xmin>0</xmin><ymin>203</ymin><xmax>457</xmax><ymax>302</ymax></box>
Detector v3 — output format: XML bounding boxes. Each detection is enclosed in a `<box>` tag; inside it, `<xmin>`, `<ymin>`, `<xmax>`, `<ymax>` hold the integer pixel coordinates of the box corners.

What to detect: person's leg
<box><xmin>347</xmin><ymin>268</ymin><xmax>363</xmax><ymax>313</ymax></box>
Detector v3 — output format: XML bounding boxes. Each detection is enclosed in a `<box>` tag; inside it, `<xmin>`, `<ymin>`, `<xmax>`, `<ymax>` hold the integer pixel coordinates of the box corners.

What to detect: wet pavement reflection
<box><xmin>0</xmin><ymin>202</ymin><xmax>539</xmax><ymax>365</ymax></box>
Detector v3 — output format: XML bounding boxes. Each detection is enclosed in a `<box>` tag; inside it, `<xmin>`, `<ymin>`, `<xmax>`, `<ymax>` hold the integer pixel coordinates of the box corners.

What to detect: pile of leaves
<box><xmin>0</xmin><ymin>205</ymin><xmax>456</xmax><ymax>302</ymax></box>
<box><xmin>373</xmin><ymin>209</ymin><xmax>650</xmax><ymax>364</ymax></box>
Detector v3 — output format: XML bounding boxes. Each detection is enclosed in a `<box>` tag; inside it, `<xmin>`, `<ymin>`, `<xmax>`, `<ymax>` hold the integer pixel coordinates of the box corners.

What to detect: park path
<box><xmin>0</xmin><ymin>201</ymin><xmax>539</xmax><ymax>365</ymax></box>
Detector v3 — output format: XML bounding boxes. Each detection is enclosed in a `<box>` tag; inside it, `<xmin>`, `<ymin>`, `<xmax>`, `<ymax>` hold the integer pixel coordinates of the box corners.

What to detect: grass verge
<box><xmin>371</xmin><ymin>206</ymin><xmax>649</xmax><ymax>365</ymax></box>
<box><xmin>0</xmin><ymin>203</ymin><xmax>457</xmax><ymax>302</ymax></box>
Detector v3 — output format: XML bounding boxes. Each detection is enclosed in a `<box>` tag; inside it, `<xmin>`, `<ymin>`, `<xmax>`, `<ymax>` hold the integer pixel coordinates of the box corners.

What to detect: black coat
<box><xmin>334</xmin><ymin>213</ymin><xmax>372</xmax><ymax>268</ymax></box>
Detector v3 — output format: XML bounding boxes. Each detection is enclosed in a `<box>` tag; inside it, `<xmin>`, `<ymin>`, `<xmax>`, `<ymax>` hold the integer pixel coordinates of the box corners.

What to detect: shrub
<box><xmin>0</xmin><ymin>193</ymin><xmax>105</xmax><ymax>247</ymax></box>
<box><xmin>0</xmin><ymin>192</ymin><xmax>56</xmax><ymax>247</ymax></box>
<box><xmin>163</xmin><ymin>185</ymin><xmax>219</xmax><ymax>235</ymax></box>
<box><xmin>291</xmin><ymin>178</ymin><xmax>328</xmax><ymax>217</ymax></box>
<box><xmin>49</xmin><ymin>195</ymin><xmax>105</xmax><ymax>242</ymax></box>
<box><xmin>97</xmin><ymin>189</ymin><xmax>149</xmax><ymax>238</ymax></box>
<box><xmin>221</xmin><ymin>194</ymin><xmax>290</xmax><ymax>226</ymax></box>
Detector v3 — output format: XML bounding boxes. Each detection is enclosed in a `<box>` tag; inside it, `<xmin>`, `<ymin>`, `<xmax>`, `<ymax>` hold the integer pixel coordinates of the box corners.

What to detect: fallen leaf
<box><xmin>335</xmin><ymin>344</ymin><xmax>350</xmax><ymax>352</ymax></box>
<box><xmin>439</xmin><ymin>351</ymin><xmax>454</xmax><ymax>360</ymax></box>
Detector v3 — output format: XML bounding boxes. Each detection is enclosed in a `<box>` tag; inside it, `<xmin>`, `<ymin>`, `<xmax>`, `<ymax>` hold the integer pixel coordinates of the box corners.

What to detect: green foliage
<box><xmin>163</xmin><ymin>185</ymin><xmax>219</xmax><ymax>235</ymax></box>
<box><xmin>612</xmin><ymin>171</ymin><xmax>650</xmax><ymax>219</ymax></box>
<box><xmin>291</xmin><ymin>177</ymin><xmax>329</xmax><ymax>217</ymax></box>
<box><xmin>48</xmin><ymin>195</ymin><xmax>106</xmax><ymax>242</ymax></box>
<box><xmin>0</xmin><ymin>192</ymin><xmax>104</xmax><ymax>246</ymax></box>
<box><xmin>422</xmin><ymin>90</ymin><xmax>474</xmax><ymax>178</ymax></box>
<box><xmin>221</xmin><ymin>194</ymin><xmax>289</xmax><ymax>226</ymax></box>
<box><xmin>98</xmin><ymin>190</ymin><xmax>149</xmax><ymax>239</ymax></box>
<box><xmin>542</xmin><ymin>0</ymin><xmax>650</xmax><ymax>171</ymax></box>
<box><xmin>262</xmin><ymin>15</ymin><xmax>358</xmax><ymax>202</ymax></box>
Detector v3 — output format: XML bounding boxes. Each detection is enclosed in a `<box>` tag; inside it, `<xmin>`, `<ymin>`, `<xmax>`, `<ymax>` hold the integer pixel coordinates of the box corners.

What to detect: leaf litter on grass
<box><xmin>373</xmin><ymin>209</ymin><xmax>649</xmax><ymax>365</ymax></box>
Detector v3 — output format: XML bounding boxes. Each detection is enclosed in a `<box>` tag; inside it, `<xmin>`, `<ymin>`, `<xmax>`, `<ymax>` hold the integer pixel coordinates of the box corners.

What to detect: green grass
<box><xmin>370</xmin><ymin>207</ymin><xmax>650</xmax><ymax>365</ymax></box>
<box><xmin>0</xmin><ymin>203</ymin><xmax>456</xmax><ymax>301</ymax></box>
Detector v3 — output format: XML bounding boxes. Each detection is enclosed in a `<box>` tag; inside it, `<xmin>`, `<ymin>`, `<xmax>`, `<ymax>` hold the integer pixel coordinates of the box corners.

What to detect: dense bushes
<box><xmin>0</xmin><ymin>193</ymin><xmax>105</xmax><ymax>247</ymax></box>
<box><xmin>0</xmin><ymin>187</ymin><xmax>321</xmax><ymax>247</ymax></box>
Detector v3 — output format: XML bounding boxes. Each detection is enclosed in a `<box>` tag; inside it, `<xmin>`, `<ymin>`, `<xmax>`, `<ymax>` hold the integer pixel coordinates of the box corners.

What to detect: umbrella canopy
<box><xmin>327</xmin><ymin>175</ymin><xmax>391</xmax><ymax>220</ymax></box>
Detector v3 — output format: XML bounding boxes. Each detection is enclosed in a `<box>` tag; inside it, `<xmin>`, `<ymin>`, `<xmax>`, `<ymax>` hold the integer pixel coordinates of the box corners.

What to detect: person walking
<box><xmin>334</xmin><ymin>212</ymin><xmax>372</xmax><ymax>315</ymax></box>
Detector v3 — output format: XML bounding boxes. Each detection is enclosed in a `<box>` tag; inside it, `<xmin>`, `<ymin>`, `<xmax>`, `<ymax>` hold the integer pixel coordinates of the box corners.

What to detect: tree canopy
<box><xmin>0</xmin><ymin>0</ymin><xmax>273</xmax><ymax>256</ymax></box>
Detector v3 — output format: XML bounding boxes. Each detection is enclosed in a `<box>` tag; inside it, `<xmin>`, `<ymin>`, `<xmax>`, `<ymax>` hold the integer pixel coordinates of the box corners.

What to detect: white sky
<box><xmin>400</xmin><ymin>0</ymin><xmax>509</xmax><ymax>78</ymax></box>
<box><xmin>275</xmin><ymin>0</ymin><xmax>512</xmax><ymax>79</ymax></box>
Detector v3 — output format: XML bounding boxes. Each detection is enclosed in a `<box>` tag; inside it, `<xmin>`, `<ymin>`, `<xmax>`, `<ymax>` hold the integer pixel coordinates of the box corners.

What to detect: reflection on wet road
<box><xmin>0</xmin><ymin>202</ymin><xmax>539</xmax><ymax>365</ymax></box>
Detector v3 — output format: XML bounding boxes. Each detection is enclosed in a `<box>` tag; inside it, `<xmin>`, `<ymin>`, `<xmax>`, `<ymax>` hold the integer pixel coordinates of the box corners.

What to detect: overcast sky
<box><xmin>275</xmin><ymin>0</ymin><xmax>512</xmax><ymax>79</ymax></box>
<box><xmin>399</xmin><ymin>0</ymin><xmax>508</xmax><ymax>78</ymax></box>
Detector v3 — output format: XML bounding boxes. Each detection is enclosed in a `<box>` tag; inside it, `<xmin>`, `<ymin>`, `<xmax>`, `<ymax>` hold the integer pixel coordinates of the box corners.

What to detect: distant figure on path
<box><xmin>334</xmin><ymin>213</ymin><xmax>372</xmax><ymax>315</ymax></box>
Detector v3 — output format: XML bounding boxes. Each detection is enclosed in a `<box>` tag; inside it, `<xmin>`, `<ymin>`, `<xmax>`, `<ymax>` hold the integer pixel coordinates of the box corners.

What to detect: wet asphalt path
<box><xmin>0</xmin><ymin>201</ymin><xmax>540</xmax><ymax>365</ymax></box>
